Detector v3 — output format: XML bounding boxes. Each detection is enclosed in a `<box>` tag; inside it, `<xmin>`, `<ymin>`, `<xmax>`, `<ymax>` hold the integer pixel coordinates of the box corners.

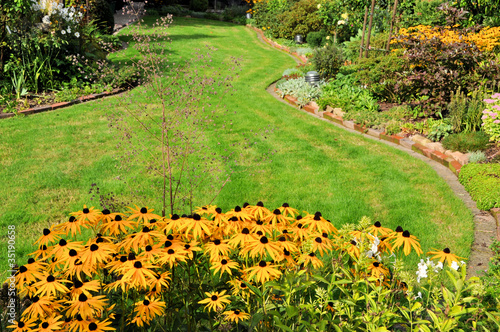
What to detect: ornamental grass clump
<box><xmin>5</xmin><ymin>203</ymin><xmax>500</xmax><ymax>331</ymax></box>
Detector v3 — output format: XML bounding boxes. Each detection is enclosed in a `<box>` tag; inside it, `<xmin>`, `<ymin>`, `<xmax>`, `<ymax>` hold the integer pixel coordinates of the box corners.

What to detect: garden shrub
<box><xmin>89</xmin><ymin>0</ymin><xmax>115</xmax><ymax>34</ymax></box>
<box><xmin>276</xmin><ymin>0</ymin><xmax>325</xmax><ymax>40</ymax></box>
<box><xmin>160</xmin><ymin>5</ymin><xmax>191</xmax><ymax>16</ymax></box>
<box><xmin>5</xmin><ymin>203</ymin><xmax>500</xmax><ymax>331</ymax></box>
<box><xmin>222</xmin><ymin>5</ymin><xmax>248</xmax><ymax>21</ymax></box>
<box><xmin>190</xmin><ymin>0</ymin><xmax>208</xmax><ymax>13</ymax></box>
<box><xmin>441</xmin><ymin>131</ymin><xmax>491</xmax><ymax>153</ymax></box>
<box><xmin>311</xmin><ymin>44</ymin><xmax>344</xmax><ymax>80</ymax></box>
<box><xmin>459</xmin><ymin>163</ymin><xmax>500</xmax><ymax>210</ymax></box>
<box><xmin>447</xmin><ymin>86</ymin><xmax>487</xmax><ymax>133</ymax></box>
<box><xmin>468</xmin><ymin>151</ymin><xmax>487</xmax><ymax>163</ymax></box>
<box><xmin>426</xmin><ymin>118</ymin><xmax>453</xmax><ymax>142</ymax></box>
<box><xmin>306</xmin><ymin>30</ymin><xmax>327</xmax><ymax>47</ymax></box>
<box><xmin>276</xmin><ymin>77</ymin><xmax>324</xmax><ymax>107</ymax></box>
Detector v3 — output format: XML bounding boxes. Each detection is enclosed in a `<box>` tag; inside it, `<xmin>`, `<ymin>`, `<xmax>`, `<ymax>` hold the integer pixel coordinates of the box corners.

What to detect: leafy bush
<box><xmin>282</xmin><ymin>67</ymin><xmax>304</xmax><ymax>78</ymax></box>
<box><xmin>426</xmin><ymin>119</ymin><xmax>453</xmax><ymax>142</ymax></box>
<box><xmin>222</xmin><ymin>5</ymin><xmax>248</xmax><ymax>21</ymax></box>
<box><xmin>190</xmin><ymin>0</ymin><xmax>208</xmax><ymax>12</ymax></box>
<box><xmin>442</xmin><ymin>131</ymin><xmax>491</xmax><ymax>153</ymax></box>
<box><xmin>459</xmin><ymin>163</ymin><xmax>500</xmax><ymax>210</ymax></box>
<box><xmin>306</xmin><ymin>30</ymin><xmax>327</xmax><ymax>47</ymax></box>
<box><xmin>276</xmin><ymin>77</ymin><xmax>324</xmax><ymax>107</ymax></box>
<box><xmin>311</xmin><ymin>44</ymin><xmax>344</xmax><ymax>80</ymax></box>
<box><xmin>160</xmin><ymin>5</ymin><xmax>191</xmax><ymax>16</ymax></box>
<box><xmin>347</xmin><ymin>52</ymin><xmax>405</xmax><ymax>102</ymax></box>
<box><xmin>276</xmin><ymin>0</ymin><xmax>325</xmax><ymax>40</ymax></box>
<box><xmin>468</xmin><ymin>151</ymin><xmax>487</xmax><ymax>163</ymax></box>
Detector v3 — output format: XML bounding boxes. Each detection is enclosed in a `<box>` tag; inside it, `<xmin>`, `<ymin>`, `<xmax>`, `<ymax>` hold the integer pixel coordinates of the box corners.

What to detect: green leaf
<box><xmin>244</xmin><ymin>281</ymin><xmax>262</xmax><ymax>297</ymax></box>
<box><xmin>286</xmin><ymin>306</ymin><xmax>299</xmax><ymax>318</ymax></box>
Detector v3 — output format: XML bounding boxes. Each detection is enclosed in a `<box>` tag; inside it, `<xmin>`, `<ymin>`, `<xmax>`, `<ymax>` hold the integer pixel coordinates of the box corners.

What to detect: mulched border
<box><xmin>0</xmin><ymin>88</ymin><xmax>126</xmax><ymax>120</ymax></box>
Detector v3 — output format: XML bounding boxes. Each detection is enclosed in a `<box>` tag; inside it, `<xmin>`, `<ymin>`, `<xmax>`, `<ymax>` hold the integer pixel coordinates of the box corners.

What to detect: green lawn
<box><xmin>0</xmin><ymin>17</ymin><xmax>474</xmax><ymax>278</ymax></box>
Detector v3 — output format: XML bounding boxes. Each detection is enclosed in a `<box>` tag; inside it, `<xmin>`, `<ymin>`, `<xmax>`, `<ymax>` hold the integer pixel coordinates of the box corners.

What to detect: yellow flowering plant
<box><xmin>5</xmin><ymin>203</ymin><xmax>500</xmax><ymax>331</ymax></box>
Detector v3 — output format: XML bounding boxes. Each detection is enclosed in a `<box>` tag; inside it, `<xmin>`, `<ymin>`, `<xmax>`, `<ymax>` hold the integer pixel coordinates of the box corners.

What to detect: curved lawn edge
<box><xmin>265</xmin><ymin>80</ymin><xmax>497</xmax><ymax>277</ymax></box>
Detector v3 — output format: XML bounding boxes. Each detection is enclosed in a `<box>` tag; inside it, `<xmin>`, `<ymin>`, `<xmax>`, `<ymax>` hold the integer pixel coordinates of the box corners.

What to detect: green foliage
<box><xmin>316</xmin><ymin>0</ymin><xmax>365</xmax><ymax>42</ymax></box>
<box><xmin>400</xmin><ymin>0</ymin><xmax>447</xmax><ymax>28</ymax></box>
<box><xmin>459</xmin><ymin>163</ymin><xmax>500</xmax><ymax>210</ymax></box>
<box><xmin>311</xmin><ymin>44</ymin><xmax>344</xmax><ymax>80</ymax></box>
<box><xmin>222</xmin><ymin>5</ymin><xmax>248</xmax><ymax>22</ymax></box>
<box><xmin>468</xmin><ymin>151</ymin><xmax>487</xmax><ymax>163</ymax></box>
<box><xmin>160</xmin><ymin>5</ymin><xmax>191</xmax><ymax>16</ymax></box>
<box><xmin>455</xmin><ymin>0</ymin><xmax>500</xmax><ymax>26</ymax></box>
<box><xmin>441</xmin><ymin>131</ymin><xmax>490</xmax><ymax>153</ymax></box>
<box><xmin>346</xmin><ymin>52</ymin><xmax>405</xmax><ymax>102</ymax></box>
<box><xmin>89</xmin><ymin>0</ymin><xmax>115</xmax><ymax>34</ymax></box>
<box><xmin>282</xmin><ymin>67</ymin><xmax>304</xmax><ymax>78</ymax></box>
<box><xmin>190</xmin><ymin>0</ymin><xmax>208</xmax><ymax>13</ymax></box>
<box><xmin>482</xmin><ymin>94</ymin><xmax>500</xmax><ymax>144</ymax></box>
<box><xmin>276</xmin><ymin>0</ymin><xmax>325</xmax><ymax>40</ymax></box>
<box><xmin>306</xmin><ymin>30</ymin><xmax>327</xmax><ymax>47</ymax></box>
<box><xmin>276</xmin><ymin>77</ymin><xmax>324</xmax><ymax>107</ymax></box>
<box><xmin>426</xmin><ymin>119</ymin><xmax>453</xmax><ymax>142</ymax></box>
<box><xmin>447</xmin><ymin>87</ymin><xmax>487</xmax><ymax>133</ymax></box>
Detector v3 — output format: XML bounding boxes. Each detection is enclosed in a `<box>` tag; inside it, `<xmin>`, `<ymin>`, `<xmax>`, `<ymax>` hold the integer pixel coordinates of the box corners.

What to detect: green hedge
<box><xmin>459</xmin><ymin>163</ymin><xmax>500</xmax><ymax>210</ymax></box>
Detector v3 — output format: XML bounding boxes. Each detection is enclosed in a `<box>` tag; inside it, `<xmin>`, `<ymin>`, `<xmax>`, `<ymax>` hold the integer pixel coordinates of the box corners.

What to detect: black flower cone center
<box><xmin>315</xmin><ymin>237</ymin><xmax>322</xmax><ymax>243</ymax></box>
<box><xmin>42</xmin><ymin>322</ymin><xmax>49</xmax><ymax>328</ymax></box>
<box><xmin>142</xmin><ymin>226</ymin><xmax>150</xmax><ymax>233</ymax></box>
<box><xmin>279</xmin><ymin>236</ymin><xmax>286</xmax><ymax>242</ymax></box>
<box><xmin>102</xmin><ymin>209</ymin><xmax>110</xmax><ymax>215</ymax></box>
<box><xmin>18</xmin><ymin>322</ymin><xmax>25</xmax><ymax>328</ymax></box>
<box><xmin>69</xmin><ymin>249</ymin><xmax>78</xmax><ymax>257</ymax></box>
<box><xmin>242</xmin><ymin>228</ymin><xmax>250</xmax><ymax>234</ymax></box>
<box><xmin>143</xmin><ymin>299</ymin><xmax>150</xmax><ymax>306</ymax></box>
<box><xmin>184</xmin><ymin>244</ymin><xmax>191</xmax><ymax>250</ymax></box>
<box><xmin>374</xmin><ymin>221</ymin><xmax>381</xmax><ymax>227</ymax></box>
<box><xmin>76</xmin><ymin>314</ymin><xmax>83</xmax><ymax>321</ymax></box>
<box><xmin>140</xmin><ymin>207</ymin><xmax>148</xmax><ymax>214</ymax></box>
<box><xmin>79</xmin><ymin>293</ymin><xmax>88</xmax><ymax>302</ymax></box>
<box><xmin>120</xmin><ymin>256</ymin><xmax>127</xmax><ymax>262</ymax></box>
<box><xmin>69</xmin><ymin>216</ymin><xmax>76</xmax><ymax>222</ymax></box>
<box><xmin>165</xmin><ymin>241</ymin><xmax>172</xmax><ymax>248</ymax></box>
<box><xmin>96</xmin><ymin>238</ymin><xmax>104</xmax><ymax>243</ymax></box>
<box><xmin>257</xmin><ymin>201</ymin><xmax>264</xmax><ymax>207</ymax></box>
<box><xmin>202</xmin><ymin>206</ymin><xmax>208</xmax><ymax>210</ymax></box>
<box><xmin>243</xmin><ymin>202</ymin><xmax>250</xmax><ymax>208</ymax></box>
<box><xmin>328</xmin><ymin>301</ymin><xmax>333</xmax><ymax>307</ymax></box>
<box><xmin>90</xmin><ymin>244</ymin><xmax>99</xmax><ymax>252</ymax></box>
<box><xmin>230</xmin><ymin>216</ymin><xmax>238</xmax><ymax>222</ymax></box>
<box><xmin>259</xmin><ymin>260</ymin><xmax>267</xmax><ymax>267</ymax></box>
<box><xmin>172</xmin><ymin>214</ymin><xmax>180</xmax><ymax>220</ymax></box>
<box><xmin>74</xmin><ymin>280</ymin><xmax>83</xmax><ymax>288</ymax></box>
<box><xmin>314</xmin><ymin>215</ymin><xmax>321</xmax><ymax>221</ymax></box>
<box><xmin>297</xmin><ymin>223</ymin><xmax>303</xmax><ymax>229</ymax></box>
<box><xmin>114</xmin><ymin>215</ymin><xmax>122</xmax><ymax>221</ymax></box>
<box><xmin>444</xmin><ymin>248</ymin><xmax>451</xmax><ymax>254</ymax></box>
<box><xmin>167</xmin><ymin>235</ymin><xmax>174</xmax><ymax>240</ymax></box>
<box><xmin>43</xmin><ymin>228</ymin><xmax>50</xmax><ymax>236</ymax></box>
<box><xmin>65</xmin><ymin>317</ymin><xmax>71</xmax><ymax>323</ymax></box>
<box><xmin>315</xmin><ymin>211</ymin><xmax>322</xmax><ymax>217</ymax></box>
<box><xmin>351</xmin><ymin>240</ymin><xmax>357</xmax><ymax>245</ymax></box>
<box><xmin>20</xmin><ymin>265</ymin><xmax>27</xmax><ymax>273</ymax></box>
<box><xmin>221</xmin><ymin>259</ymin><xmax>228</xmax><ymax>265</ymax></box>
<box><xmin>168</xmin><ymin>249</ymin><xmax>175</xmax><ymax>254</ymax></box>
<box><xmin>309</xmin><ymin>252</ymin><xmax>315</xmax><ymax>257</ymax></box>
<box><xmin>134</xmin><ymin>261</ymin><xmax>143</xmax><ymax>269</ymax></box>
<box><xmin>402</xmin><ymin>230</ymin><xmax>410</xmax><ymax>238</ymax></box>
<box><xmin>32</xmin><ymin>296</ymin><xmax>40</xmax><ymax>303</ymax></box>
<box><xmin>273</xmin><ymin>209</ymin><xmax>281</xmax><ymax>215</ymax></box>
<box><xmin>373</xmin><ymin>262</ymin><xmax>380</xmax><ymax>267</ymax></box>
<box><xmin>296</xmin><ymin>215</ymin><xmax>303</xmax><ymax>220</ymax></box>
<box><xmin>260</xmin><ymin>236</ymin><xmax>269</xmax><ymax>244</ymax></box>
<box><xmin>193</xmin><ymin>214</ymin><xmax>201</xmax><ymax>221</ymax></box>
<box><xmin>235</xmin><ymin>206</ymin><xmax>241</xmax><ymax>212</ymax></box>
<box><xmin>256</xmin><ymin>231</ymin><xmax>263</xmax><ymax>236</ymax></box>
<box><xmin>284</xmin><ymin>249</ymin><xmax>290</xmax><ymax>256</ymax></box>
<box><xmin>83</xmin><ymin>208</ymin><xmax>89</xmax><ymax>214</ymax></box>
<box><xmin>146</xmin><ymin>245</ymin><xmax>152</xmax><ymax>252</ymax></box>
<box><xmin>214</xmin><ymin>239</ymin><xmax>221</xmax><ymax>245</ymax></box>
<box><xmin>215</xmin><ymin>208</ymin><xmax>222</xmax><ymax>214</ymax></box>
<box><xmin>28</xmin><ymin>258</ymin><xmax>35</xmax><ymax>264</ymax></box>
<box><xmin>282</xmin><ymin>202</ymin><xmax>289</xmax><ymax>207</ymax></box>
<box><xmin>396</xmin><ymin>226</ymin><xmax>403</xmax><ymax>232</ymax></box>
<box><xmin>241</xmin><ymin>282</ymin><xmax>247</xmax><ymax>288</ymax></box>
<box><xmin>211</xmin><ymin>295</ymin><xmax>218</xmax><ymax>301</ymax></box>
<box><xmin>322</xmin><ymin>232</ymin><xmax>328</xmax><ymax>238</ymax></box>
<box><xmin>89</xmin><ymin>322</ymin><xmax>97</xmax><ymax>331</ymax></box>
<box><xmin>47</xmin><ymin>275</ymin><xmax>55</xmax><ymax>282</ymax></box>
<box><xmin>150</xmin><ymin>219</ymin><xmax>157</xmax><ymax>224</ymax></box>
<box><xmin>256</xmin><ymin>220</ymin><xmax>263</xmax><ymax>225</ymax></box>
<box><xmin>283</xmin><ymin>230</ymin><xmax>288</xmax><ymax>234</ymax></box>
<box><xmin>234</xmin><ymin>309</ymin><xmax>240</xmax><ymax>314</ymax></box>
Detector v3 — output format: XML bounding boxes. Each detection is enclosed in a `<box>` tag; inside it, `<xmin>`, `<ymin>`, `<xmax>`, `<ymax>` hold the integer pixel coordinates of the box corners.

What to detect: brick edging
<box><xmin>246</xmin><ymin>25</ymin><xmax>309</xmax><ymax>64</ymax></box>
<box><xmin>1</xmin><ymin>88</ymin><xmax>126</xmax><ymax>119</ymax></box>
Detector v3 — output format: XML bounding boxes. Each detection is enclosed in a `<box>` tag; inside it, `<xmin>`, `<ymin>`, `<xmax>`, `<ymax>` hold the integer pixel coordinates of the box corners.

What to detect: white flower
<box><xmin>435</xmin><ymin>261</ymin><xmax>444</xmax><ymax>271</ymax></box>
<box><xmin>74</xmin><ymin>32</ymin><xmax>80</xmax><ymax>38</ymax></box>
<box><xmin>416</xmin><ymin>259</ymin><xmax>428</xmax><ymax>283</ymax></box>
<box><xmin>450</xmin><ymin>261</ymin><xmax>460</xmax><ymax>271</ymax></box>
<box><xmin>341</xmin><ymin>13</ymin><xmax>349</xmax><ymax>20</ymax></box>
<box><xmin>317</xmin><ymin>4</ymin><xmax>321</xmax><ymax>9</ymax></box>
<box><xmin>326</xmin><ymin>36</ymin><xmax>330</xmax><ymax>40</ymax></box>
<box><xmin>61</xmin><ymin>30</ymin><xmax>66</xmax><ymax>34</ymax></box>
<box><xmin>67</xmin><ymin>27</ymin><xmax>71</xmax><ymax>33</ymax></box>
<box><xmin>414</xmin><ymin>291</ymin><xmax>422</xmax><ymax>300</ymax></box>
<box><xmin>42</xmin><ymin>15</ymin><xmax>51</xmax><ymax>24</ymax></box>
<box><xmin>337</xmin><ymin>20</ymin><xmax>346</xmax><ymax>25</ymax></box>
